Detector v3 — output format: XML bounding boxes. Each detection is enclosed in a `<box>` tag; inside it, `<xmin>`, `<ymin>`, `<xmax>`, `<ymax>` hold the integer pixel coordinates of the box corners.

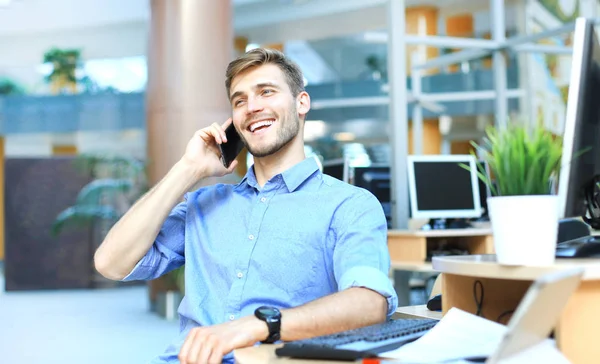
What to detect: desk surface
<box><xmin>432</xmin><ymin>254</ymin><xmax>600</xmax><ymax>280</ymax></box>
<box><xmin>394</xmin><ymin>305</ymin><xmax>442</xmax><ymax>320</ymax></box>
<box><xmin>390</xmin><ymin>261</ymin><xmax>433</xmax><ymax>271</ymax></box>
<box><xmin>234</xmin><ymin>344</ymin><xmax>348</xmax><ymax>364</ymax></box>
<box><xmin>388</xmin><ymin>227</ymin><xmax>492</xmax><ymax>238</ymax></box>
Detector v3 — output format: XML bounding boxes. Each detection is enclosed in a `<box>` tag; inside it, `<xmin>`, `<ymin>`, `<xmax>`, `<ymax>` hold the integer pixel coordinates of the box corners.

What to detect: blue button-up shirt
<box><xmin>123</xmin><ymin>157</ymin><xmax>398</xmax><ymax>363</ymax></box>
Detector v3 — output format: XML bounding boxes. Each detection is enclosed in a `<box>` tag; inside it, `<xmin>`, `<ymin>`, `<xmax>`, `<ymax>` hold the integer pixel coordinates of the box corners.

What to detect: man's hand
<box><xmin>180</xmin><ymin>118</ymin><xmax>239</xmax><ymax>181</ymax></box>
<box><xmin>178</xmin><ymin>315</ymin><xmax>268</xmax><ymax>364</ymax></box>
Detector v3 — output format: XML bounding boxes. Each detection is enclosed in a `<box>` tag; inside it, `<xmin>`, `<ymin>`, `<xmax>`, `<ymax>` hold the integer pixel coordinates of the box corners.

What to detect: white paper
<box><xmin>379</xmin><ymin>307</ymin><xmax>508</xmax><ymax>363</ymax></box>
<box><xmin>498</xmin><ymin>339</ymin><xmax>570</xmax><ymax>364</ymax></box>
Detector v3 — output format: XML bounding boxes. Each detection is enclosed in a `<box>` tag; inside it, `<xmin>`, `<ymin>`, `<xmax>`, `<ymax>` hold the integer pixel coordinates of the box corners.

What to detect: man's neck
<box><xmin>253</xmin><ymin>139</ymin><xmax>305</xmax><ymax>187</ymax></box>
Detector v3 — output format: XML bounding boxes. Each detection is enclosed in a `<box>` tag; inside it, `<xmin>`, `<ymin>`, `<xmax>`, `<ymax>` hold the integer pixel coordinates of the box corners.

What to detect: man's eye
<box><xmin>262</xmin><ymin>89</ymin><xmax>273</xmax><ymax>95</ymax></box>
<box><xmin>234</xmin><ymin>99</ymin><xmax>245</xmax><ymax>106</ymax></box>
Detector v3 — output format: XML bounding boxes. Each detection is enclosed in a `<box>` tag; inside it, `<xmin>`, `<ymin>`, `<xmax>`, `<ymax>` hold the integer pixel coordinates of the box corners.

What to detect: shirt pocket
<box><xmin>252</xmin><ymin>233</ymin><xmax>319</xmax><ymax>299</ymax></box>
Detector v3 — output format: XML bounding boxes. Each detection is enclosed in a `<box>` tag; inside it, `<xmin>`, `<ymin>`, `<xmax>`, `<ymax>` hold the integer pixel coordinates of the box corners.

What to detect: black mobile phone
<box><xmin>218</xmin><ymin>124</ymin><xmax>245</xmax><ymax>168</ymax></box>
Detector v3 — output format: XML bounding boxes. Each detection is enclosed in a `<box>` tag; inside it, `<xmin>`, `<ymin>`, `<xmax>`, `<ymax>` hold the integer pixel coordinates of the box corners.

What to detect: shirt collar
<box><xmin>281</xmin><ymin>156</ymin><xmax>320</xmax><ymax>192</ymax></box>
<box><xmin>237</xmin><ymin>156</ymin><xmax>320</xmax><ymax>193</ymax></box>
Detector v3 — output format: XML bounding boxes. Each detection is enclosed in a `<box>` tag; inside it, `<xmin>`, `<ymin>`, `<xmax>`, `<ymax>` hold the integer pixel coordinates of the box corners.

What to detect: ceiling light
<box><xmin>333</xmin><ymin>132</ymin><xmax>356</xmax><ymax>142</ymax></box>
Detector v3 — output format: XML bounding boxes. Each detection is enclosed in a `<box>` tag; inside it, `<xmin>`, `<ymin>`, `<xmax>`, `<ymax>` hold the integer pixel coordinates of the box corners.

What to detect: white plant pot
<box><xmin>488</xmin><ymin>195</ymin><xmax>559</xmax><ymax>266</ymax></box>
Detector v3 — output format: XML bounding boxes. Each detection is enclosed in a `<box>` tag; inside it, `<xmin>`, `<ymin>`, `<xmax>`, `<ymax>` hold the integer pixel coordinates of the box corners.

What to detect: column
<box><xmin>445</xmin><ymin>13</ymin><xmax>474</xmax><ymax>73</ymax></box>
<box><xmin>405</xmin><ymin>6</ymin><xmax>440</xmax><ymax>156</ymax></box>
<box><xmin>233</xmin><ymin>36</ymin><xmax>249</xmax><ymax>178</ymax></box>
<box><xmin>146</xmin><ymin>0</ymin><xmax>233</xmax><ymax>308</ymax></box>
<box><xmin>147</xmin><ymin>0</ymin><xmax>233</xmax><ymax>187</ymax></box>
<box><xmin>405</xmin><ymin>6</ymin><xmax>439</xmax><ymax>76</ymax></box>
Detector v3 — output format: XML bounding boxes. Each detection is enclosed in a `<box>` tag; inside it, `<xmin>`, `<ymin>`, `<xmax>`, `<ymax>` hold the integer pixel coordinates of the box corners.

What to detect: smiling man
<box><xmin>94</xmin><ymin>48</ymin><xmax>398</xmax><ymax>364</ymax></box>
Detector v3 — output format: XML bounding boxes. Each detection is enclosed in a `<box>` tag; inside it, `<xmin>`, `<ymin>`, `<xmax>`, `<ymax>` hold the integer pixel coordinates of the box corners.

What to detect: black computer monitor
<box><xmin>322</xmin><ymin>159</ymin><xmax>347</xmax><ymax>182</ymax></box>
<box><xmin>407</xmin><ymin>155</ymin><xmax>481</xmax><ymax>229</ymax></box>
<box><xmin>477</xmin><ymin>159</ymin><xmax>493</xmax><ymax>221</ymax></box>
<box><xmin>351</xmin><ymin>165</ymin><xmax>393</xmax><ymax>227</ymax></box>
<box><xmin>557</xmin><ymin>18</ymin><xmax>600</xmax><ymax>229</ymax></box>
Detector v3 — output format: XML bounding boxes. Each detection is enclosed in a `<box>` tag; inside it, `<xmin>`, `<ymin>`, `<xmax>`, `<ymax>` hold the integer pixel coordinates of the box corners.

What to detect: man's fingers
<box><xmin>185</xmin><ymin>337</ymin><xmax>204</xmax><ymax>364</ymax></box>
<box><xmin>196</xmin><ymin>334</ymin><xmax>217</xmax><ymax>364</ymax></box>
<box><xmin>178</xmin><ymin>328</ymin><xmax>198</xmax><ymax>364</ymax></box>
<box><xmin>212</xmin><ymin>122</ymin><xmax>229</xmax><ymax>144</ymax></box>
<box><xmin>221</xmin><ymin>117</ymin><xmax>233</xmax><ymax>130</ymax></box>
<box><xmin>209</xmin><ymin>123</ymin><xmax>224</xmax><ymax>144</ymax></box>
<box><xmin>226</xmin><ymin>160</ymin><xmax>239</xmax><ymax>174</ymax></box>
<box><xmin>207</xmin><ymin>341</ymin><xmax>225</xmax><ymax>364</ymax></box>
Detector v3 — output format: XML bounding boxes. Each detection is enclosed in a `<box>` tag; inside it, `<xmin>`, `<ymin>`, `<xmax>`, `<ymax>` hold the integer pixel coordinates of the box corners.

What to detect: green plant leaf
<box><xmin>51</xmin><ymin>205</ymin><xmax>121</xmax><ymax>237</ymax></box>
<box><xmin>75</xmin><ymin>179</ymin><xmax>133</xmax><ymax>206</ymax></box>
<box><xmin>471</xmin><ymin>121</ymin><xmax>565</xmax><ymax>196</ymax></box>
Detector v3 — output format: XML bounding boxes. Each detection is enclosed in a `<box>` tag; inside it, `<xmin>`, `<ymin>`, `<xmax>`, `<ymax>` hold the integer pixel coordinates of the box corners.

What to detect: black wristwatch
<box><xmin>254</xmin><ymin>306</ymin><xmax>282</xmax><ymax>343</ymax></box>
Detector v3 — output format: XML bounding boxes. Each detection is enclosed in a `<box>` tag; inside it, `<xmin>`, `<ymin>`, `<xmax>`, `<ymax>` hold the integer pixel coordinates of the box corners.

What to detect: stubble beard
<box><xmin>242</xmin><ymin>103</ymin><xmax>300</xmax><ymax>158</ymax></box>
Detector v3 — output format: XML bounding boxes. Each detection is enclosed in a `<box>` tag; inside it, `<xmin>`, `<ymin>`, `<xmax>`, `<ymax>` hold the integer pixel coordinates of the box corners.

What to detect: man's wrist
<box><xmin>174</xmin><ymin>158</ymin><xmax>206</xmax><ymax>185</ymax></box>
<box><xmin>242</xmin><ymin>315</ymin><xmax>270</xmax><ymax>343</ymax></box>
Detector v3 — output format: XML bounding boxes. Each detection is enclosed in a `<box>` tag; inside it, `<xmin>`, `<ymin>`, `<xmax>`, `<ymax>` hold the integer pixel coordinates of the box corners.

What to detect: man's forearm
<box><xmin>280</xmin><ymin>287</ymin><xmax>388</xmax><ymax>341</ymax></box>
<box><xmin>94</xmin><ymin>159</ymin><xmax>203</xmax><ymax>280</ymax></box>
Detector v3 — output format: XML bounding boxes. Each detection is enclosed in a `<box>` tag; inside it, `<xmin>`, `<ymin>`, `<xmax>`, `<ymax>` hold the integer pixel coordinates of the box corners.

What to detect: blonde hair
<box><xmin>225</xmin><ymin>48</ymin><xmax>305</xmax><ymax>99</ymax></box>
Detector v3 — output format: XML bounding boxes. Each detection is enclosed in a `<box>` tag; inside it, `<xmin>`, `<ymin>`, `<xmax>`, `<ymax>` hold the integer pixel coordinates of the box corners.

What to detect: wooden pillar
<box><xmin>263</xmin><ymin>43</ymin><xmax>284</xmax><ymax>52</ymax></box>
<box><xmin>445</xmin><ymin>13</ymin><xmax>474</xmax><ymax>73</ymax></box>
<box><xmin>147</xmin><ymin>0</ymin><xmax>232</xmax><ymax>186</ymax></box>
<box><xmin>408</xmin><ymin>120</ymin><xmax>441</xmax><ymax>155</ymax></box>
<box><xmin>405</xmin><ymin>6</ymin><xmax>439</xmax><ymax>75</ymax></box>
<box><xmin>52</xmin><ymin>145</ymin><xmax>78</xmax><ymax>156</ymax></box>
<box><xmin>146</xmin><ymin>0</ymin><xmax>232</xmax><ymax>307</ymax></box>
<box><xmin>233</xmin><ymin>36</ymin><xmax>249</xmax><ymax>178</ymax></box>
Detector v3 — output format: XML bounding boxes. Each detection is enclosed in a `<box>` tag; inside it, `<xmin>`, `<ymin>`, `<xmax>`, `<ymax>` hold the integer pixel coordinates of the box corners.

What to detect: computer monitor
<box><xmin>477</xmin><ymin>159</ymin><xmax>493</xmax><ymax>221</ymax></box>
<box><xmin>351</xmin><ymin>165</ymin><xmax>393</xmax><ymax>227</ymax></box>
<box><xmin>407</xmin><ymin>155</ymin><xmax>481</xmax><ymax>221</ymax></box>
<box><xmin>322</xmin><ymin>158</ymin><xmax>348</xmax><ymax>182</ymax></box>
<box><xmin>557</xmin><ymin>18</ymin><xmax>600</xmax><ymax>228</ymax></box>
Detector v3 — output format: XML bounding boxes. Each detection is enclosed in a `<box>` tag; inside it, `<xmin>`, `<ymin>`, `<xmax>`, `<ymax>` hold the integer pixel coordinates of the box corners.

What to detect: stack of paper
<box><xmin>378</xmin><ymin>308</ymin><xmax>569</xmax><ymax>363</ymax></box>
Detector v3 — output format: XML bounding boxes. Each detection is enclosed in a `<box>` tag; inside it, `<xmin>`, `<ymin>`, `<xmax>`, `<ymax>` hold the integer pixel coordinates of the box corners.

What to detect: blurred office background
<box><xmin>0</xmin><ymin>0</ymin><xmax>593</xmax><ymax>362</ymax></box>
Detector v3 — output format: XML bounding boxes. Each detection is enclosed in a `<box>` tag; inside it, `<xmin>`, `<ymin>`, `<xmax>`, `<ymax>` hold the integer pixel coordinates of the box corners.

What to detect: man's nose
<box><xmin>246</xmin><ymin>97</ymin><xmax>264</xmax><ymax>113</ymax></box>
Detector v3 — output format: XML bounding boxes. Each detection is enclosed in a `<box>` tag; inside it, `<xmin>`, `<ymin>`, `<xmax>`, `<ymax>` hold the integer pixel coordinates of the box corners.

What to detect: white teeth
<box><xmin>249</xmin><ymin>119</ymin><xmax>274</xmax><ymax>132</ymax></box>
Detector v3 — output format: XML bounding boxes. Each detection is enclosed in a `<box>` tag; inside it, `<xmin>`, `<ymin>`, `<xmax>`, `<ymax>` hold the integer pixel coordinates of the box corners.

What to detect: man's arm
<box><xmin>94</xmin><ymin>161</ymin><xmax>201</xmax><ymax>280</ymax></box>
<box><xmin>178</xmin><ymin>287</ymin><xmax>387</xmax><ymax>364</ymax></box>
<box><xmin>281</xmin><ymin>286</ymin><xmax>387</xmax><ymax>340</ymax></box>
<box><xmin>94</xmin><ymin>120</ymin><xmax>238</xmax><ymax>280</ymax></box>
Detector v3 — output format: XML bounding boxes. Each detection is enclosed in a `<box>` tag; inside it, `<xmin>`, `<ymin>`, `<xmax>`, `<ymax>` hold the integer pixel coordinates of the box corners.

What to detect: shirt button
<box><xmin>260</xmin><ymin>197</ymin><xmax>267</xmax><ymax>202</ymax></box>
<box><xmin>248</xmin><ymin>234</ymin><xmax>255</xmax><ymax>240</ymax></box>
<box><xmin>229</xmin><ymin>315</ymin><xmax>235</xmax><ymax>321</ymax></box>
<box><xmin>237</xmin><ymin>272</ymin><xmax>243</xmax><ymax>278</ymax></box>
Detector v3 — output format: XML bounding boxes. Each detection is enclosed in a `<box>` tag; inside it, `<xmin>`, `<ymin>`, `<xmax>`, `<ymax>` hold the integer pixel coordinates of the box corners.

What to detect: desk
<box><xmin>234</xmin><ymin>344</ymin><xmax>334</xmax><ymax>364</ymax></box>
<box><xmin>387</xmin><ymin>227</ymin><xmax>493</xmax><ymax>305</ymax></box>
<box><xmin>393</xmin><ymin>304</ymin><xmax>442</xmax><ymax>320</ymax></box>
<box><xmin>433</xmin><ymin>254</ymin><xmax>600</xmax><ymax>364</ymax></box>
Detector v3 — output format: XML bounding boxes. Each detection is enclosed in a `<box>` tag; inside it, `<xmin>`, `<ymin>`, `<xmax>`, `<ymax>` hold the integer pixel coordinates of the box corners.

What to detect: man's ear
<box><xmin>296</xmin><ymin>91</ymin><xmax>311</xmax><ymax>119</ymax></box>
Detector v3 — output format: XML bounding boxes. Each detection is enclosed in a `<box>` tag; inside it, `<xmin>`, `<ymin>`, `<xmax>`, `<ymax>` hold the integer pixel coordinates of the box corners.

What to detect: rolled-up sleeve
<box><xmin>333</xmin><ymin>190</ymin><xmax>398</xmax><ymax>318</ymax></box>
<box><xmin>121</xmin><ymin>198</ymin><xmax>187</xmax><ymax>282</ymax></box>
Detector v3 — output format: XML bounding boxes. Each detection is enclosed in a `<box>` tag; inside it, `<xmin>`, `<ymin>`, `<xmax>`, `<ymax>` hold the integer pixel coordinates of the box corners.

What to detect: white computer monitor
<box><xmin>407</xmin><ymin>154</ymin><xmax>482</xmax><ymax>219</ymax></box>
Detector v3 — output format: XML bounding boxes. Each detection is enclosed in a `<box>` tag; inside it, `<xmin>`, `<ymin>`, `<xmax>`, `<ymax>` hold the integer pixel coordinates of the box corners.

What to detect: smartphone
<box><xmin>218</xmin><ymin>123</ymin><xmax>245</xmax><ymax>168</ymax></box>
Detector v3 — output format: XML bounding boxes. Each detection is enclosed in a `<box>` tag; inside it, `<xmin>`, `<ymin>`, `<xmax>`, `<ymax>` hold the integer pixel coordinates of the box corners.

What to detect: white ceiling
<box><xmin>0</xmin><ymin>0</ymin><xmax>281</xmax><ymax>36</ymax></box>
<box><xmin>0</xmin><ymin>0</ymin><xmax>486</xmax><ymax>38</ymax></box>
<box><xmin>0</xmin><ymin>0</ymin><xmax>150</xmax><ymax>36</ymax></box>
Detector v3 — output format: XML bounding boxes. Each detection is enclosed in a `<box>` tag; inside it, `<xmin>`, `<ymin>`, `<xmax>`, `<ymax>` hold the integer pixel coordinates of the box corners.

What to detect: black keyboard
<box><xmin>275</xmin><ymin>318</ymin><xmax>438</xmax><ymax>361</ymax></box>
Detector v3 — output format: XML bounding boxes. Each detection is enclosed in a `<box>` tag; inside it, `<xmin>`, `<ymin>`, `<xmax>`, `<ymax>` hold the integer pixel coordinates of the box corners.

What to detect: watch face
<box><xmin>258</xmin><ymin>306</ymin><xmax>280</xmax><ymax>317</ymax></box>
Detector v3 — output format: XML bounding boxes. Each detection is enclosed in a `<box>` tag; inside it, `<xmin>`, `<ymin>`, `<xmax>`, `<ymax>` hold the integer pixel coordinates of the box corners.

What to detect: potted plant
<box><xmin>468</xmin><ymin>122</ymin><xmax>563</xmax><ymax>265</ymax></box>
<box><xmin>43</xmin><ymin>47</ymin><xmax>82</xmax><ymax>94</ymax></box>
<box><xmin>52</xmin><ymin>153</ymin><xmax>186</xmax><ymax>316</ymax></box>
<box><xmin>0</xmin><ymin>77</ymin><xmax>25</xmax><ymax>95</ymax></box>
<box><xmin>51</xmin><ymin>153</ymin><xmax>149</xmax><ymax>286</ymax></box>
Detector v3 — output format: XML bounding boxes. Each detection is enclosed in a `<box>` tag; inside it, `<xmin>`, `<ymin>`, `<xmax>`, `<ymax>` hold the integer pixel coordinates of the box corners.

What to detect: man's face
<box><xmin>229</xmin><ymin>64</ymin><xmax>303</xmax><ymax>158</ymax></box>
